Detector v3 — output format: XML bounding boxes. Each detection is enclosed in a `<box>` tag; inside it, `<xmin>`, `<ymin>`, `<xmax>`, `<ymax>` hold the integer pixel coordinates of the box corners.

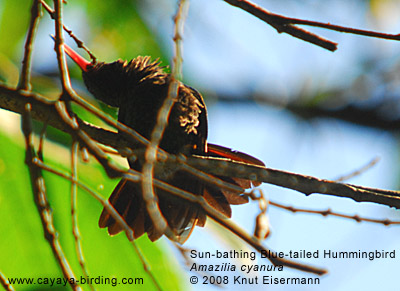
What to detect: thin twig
<box><xmin>223</xmin><ymin>0</ymin><xmax>337</xmax><ymax>51</ymax></box>
<box><xmin>280</xmin><ymin>16</ymin><xmax>400</xmax><ymax>41</ymax></box>
<box><xmin>0</xmin><ymin>271</ymin><xmax>14</xmax><ymax>291</ymax></box>
<box><xmin>53</xmin><ymin>0</ymin><xmax>73</xmax><ymax>96</ymax></box>
<box><xmin>35</xmin><ymin>159</ymin><xmax>133</xmax><ymax>236</ymax></box>
<box><xmin>173</xmin><ymin>243</ymin><xmax>224</xmax><ymax>287</ymax></box>
<box><xmin>223</xmin><ymin>0</ymin><xmax>400</xmax><ymax>51</ymax></box>
<box><xmin>250</xmin><ymin>189</ymin><xmax>270</xmax><ymax>240</ymax></box>
<box><xmin>21</xmin><ymin>103</ymin><xmax>81</xmax><ymax>291</ymax></box>
<box><xmin>40</xmin><ymin>0</ymin><xmax>97</xmax><ymax>62</ymax></box>
<box><xmin>334</xmin><ymin>156</ymin><xmax>380</xmax><ymax>182</ymax></box>
<box><xmin>140</xmin><ymin>0</ymin><xmax>190</xmax><ymax>241</ymax></box>
<box><xmin>269</xmin><ymin>200</ymin><xmax>400</xmax><ymax>226</ymax></box>
<box><xmin>55</xmin><ymin>100</ymin><xmax>123</xmax><ymax>178</ymax></box>
<box><xmin>18</xmin><ymin>0</ymin><xmax>41</xmax><ymax>91</ymax></box>
<box><xmin>71</xmin><ymin>141</ymin><xmax>95</xmax><ymax>291</ymax></box>
<box><xmin>208</xmin><ymin>212</ymin><xmax>326</xmax><ymax>275</ymax></box>
<box><xmin>183</xmin><ymin>156</ymin><xmax>400</xmax><ymax>209</ymax></box>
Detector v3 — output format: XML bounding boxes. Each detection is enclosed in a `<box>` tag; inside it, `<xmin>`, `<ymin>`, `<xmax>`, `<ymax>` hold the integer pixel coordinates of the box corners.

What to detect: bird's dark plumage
<box><xmin>62</xmin><ymin>44</ymin><xmax>264</xmax><ymax>243</ymax></box>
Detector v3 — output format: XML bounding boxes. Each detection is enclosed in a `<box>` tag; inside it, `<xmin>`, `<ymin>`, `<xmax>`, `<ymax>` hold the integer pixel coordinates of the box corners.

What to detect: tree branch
<box><xmin>18</xmin><ymin>0</ymin><xmax>41</xmax><ymax>91</ymax></box>
<box><xmin>223</xmin><ymin>0</ymin><xmax>400</xmax><ymax>51</ymax></box>
<box><xmin>269</xmin><ymin>200</ymin><xmax>400</xmax><ymax>226</ymax></box>
<box><xmin>182</xmin><ymin>156</ymin><xmax>400</xmax><ymax>209</ymax></box>
<box><xmin>70</xmin><ymin>141</ymin><xmax>95</xmax><ymax>291</ymax></box>
<box><xmin>0</xmin><ymin>84</ymin><xmax>127</xmax><ymax>147</ymax></box>
<box><xmin>39</xmin><ymin>0</ymin><xmax>97</xmax><ymax>62</ymax></box>
<box><xmin>2</xmin><ymin>83</ymin><xmax>400</xmax><ymax>210</ymax></box>
<box><xmin>53</xmin><ymin>0</ymin><xmax>73</xmax><ymax>96</ymax></box>
<box><xmin>21</xmin><ymin>103</ymin><xmax>81</xmax><ymax>291</ymax></box>
<box><xmin>223</xmin><ymin>0</ymin><xmax>337</xmax><ymax>51</ymax></box>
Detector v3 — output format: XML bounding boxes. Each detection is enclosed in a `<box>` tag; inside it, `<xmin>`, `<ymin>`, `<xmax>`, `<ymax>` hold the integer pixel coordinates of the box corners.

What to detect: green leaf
<box><xmin>0</xmin><ymin>128</ymin><xmax>185</xmax><ymax>290</ymax></box>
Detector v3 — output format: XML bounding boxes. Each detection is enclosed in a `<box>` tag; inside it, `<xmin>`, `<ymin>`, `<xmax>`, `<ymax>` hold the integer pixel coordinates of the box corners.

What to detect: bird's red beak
<box><xmin>51</xmin><ymin>35</ymin><xmax>92</xmax><ymax>72</ymax></box>
<box><xmin>62</xmin><ymin>42</ymin><xmax>92</xmax><ymax>72</ymax></box>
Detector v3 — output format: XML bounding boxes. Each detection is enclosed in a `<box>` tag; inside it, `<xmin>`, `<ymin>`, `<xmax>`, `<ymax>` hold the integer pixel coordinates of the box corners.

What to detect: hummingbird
<box><xmin>61</xmin><ymin>41</ymin><xmax>265</xmax><ymax>243</ymax></box>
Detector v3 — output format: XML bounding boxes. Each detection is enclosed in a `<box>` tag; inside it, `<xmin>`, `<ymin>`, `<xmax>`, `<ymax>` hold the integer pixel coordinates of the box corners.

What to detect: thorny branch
<box><xmin>269</xmin><ymin>200</ymin><xmax>400</xmax><ymax>226</ymax></box>
<box><xmin>224</xmin><ymin>0</ymin><xmax>336</xmax><ymax>51</ymax></box>
<box><xmin>183</xmin><ymin>156</ymin><xmax>400</xmax><ymax>209</ymax></box>
<box><xmin>18</xmin><ymin>0</ymin><xmax>41</xmax><ymax>91</ymax></box>
<box><xmin>39</xmin><ymin>0</ymin><xmax>97</xmax><ymax>62</ymax></box>
<box><xmin>53</xmin><ymin>0</ymin><xmax>73</xmax><ymax>96</ymax></box>
<box><xmin>1</xmin><ymin>83</ymin><xmax>400</xmax><ymax>210</ymax></box>
<box><xmin>70</xmin><ymin>141</ymin><xmax>95</xmax><ymax>291</ymax></box>
<box><xmin>21</xmin><ymin>104</ymin><xmax>81</xmax><ymax>291</ymax></box>
<box><xmin>15</xmin><ymin>1</ymin><xmax>81</xmax><ymax>289</ymax></box>
<box><xmin>223</xmin><ymin>0</ymin><xmax>400</xmax><ymax>51</ymax></box>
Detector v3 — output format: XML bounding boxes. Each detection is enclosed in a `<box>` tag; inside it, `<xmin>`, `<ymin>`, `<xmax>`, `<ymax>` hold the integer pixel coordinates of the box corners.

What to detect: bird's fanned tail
<box><xmin>98</xmin><ymin>144</ymin><xmax>264</xmax><ymax>243</ymax></box>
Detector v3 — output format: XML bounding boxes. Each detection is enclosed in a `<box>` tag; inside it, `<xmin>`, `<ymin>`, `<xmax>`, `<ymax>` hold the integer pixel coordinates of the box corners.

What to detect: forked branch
<box><xmin>223</xmin><ymin>0</ymin><xmax>400</xmax><ymax>51</ymax></box>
